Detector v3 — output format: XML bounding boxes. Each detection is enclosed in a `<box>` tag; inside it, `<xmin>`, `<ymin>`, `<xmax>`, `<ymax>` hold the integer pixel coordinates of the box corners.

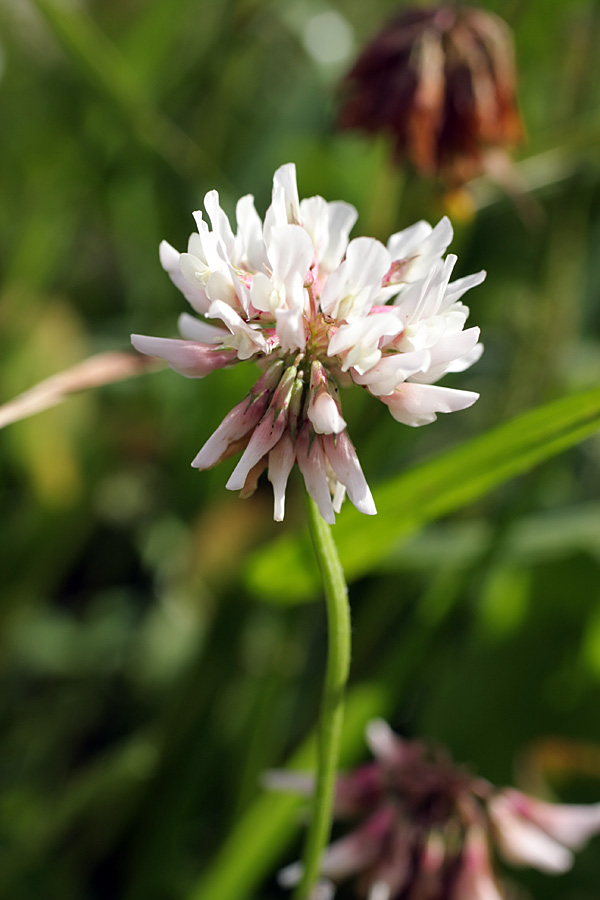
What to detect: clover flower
<box><xmin>339</xmin><ymin>5</ymin><xmax>523</xmax><ymax>186</ymax></box>
<box><xmin>132</xmin><ymin>164</ymin><xmax>484</xmax><ymax>522</ymax></box>
<box><xmin>270</xmin><ymin>720</ymin><xmax>600</xmax><ymax>900</ymax></box>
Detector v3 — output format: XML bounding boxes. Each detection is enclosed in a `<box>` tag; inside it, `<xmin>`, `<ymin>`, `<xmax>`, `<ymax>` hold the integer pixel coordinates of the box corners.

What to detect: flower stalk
<box><xmin>295</xmin><ymin>495</ymin><xmax>352</xmax><ymax>900</ymax></box>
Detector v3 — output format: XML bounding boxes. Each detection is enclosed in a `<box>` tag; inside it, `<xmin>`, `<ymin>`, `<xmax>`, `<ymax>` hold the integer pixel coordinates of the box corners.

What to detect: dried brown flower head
<box><xmin>339</xmin><ymin>5</ymin><xmax>523</xmax><ymax>185</ymax></box>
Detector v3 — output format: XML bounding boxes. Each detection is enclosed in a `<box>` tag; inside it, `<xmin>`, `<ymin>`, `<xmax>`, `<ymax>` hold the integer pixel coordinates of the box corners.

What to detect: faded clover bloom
<box><xmin>270</xmin><ymin>720</ymin><xmax>600</xmax><ymax>900</ymax></box>
<box><xmin>339</xmin><ymin>6</ymin><xmax>523</xmax><ymax>186</ymax></box>
<box><xmin>131</xmin><ymin>164</ymin><xmax>484</xmax><ymax>522</ymax></box>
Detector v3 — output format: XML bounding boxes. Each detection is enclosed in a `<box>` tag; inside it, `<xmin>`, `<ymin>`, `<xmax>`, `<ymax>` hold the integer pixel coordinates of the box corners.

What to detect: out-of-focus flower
<box><xmin>269</xmin><ymin>720</ymin><xmax>600</xmax><ymax>900</ymax></box>
<box><xmin>339</xmin><ymin>5</ymin><xmax>523</xmax><ymax>186</ymax></box>
<box><xmin>132</xmin><ymin>164</ymin><xmax>484</xmax><ymax>522</ymax></box>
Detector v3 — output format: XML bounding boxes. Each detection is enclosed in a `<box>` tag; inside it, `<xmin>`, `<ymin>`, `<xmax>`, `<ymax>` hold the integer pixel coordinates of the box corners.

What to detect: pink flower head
<box><xmin>132</xmin><ymin>164</ymin><xmax>484</xmax><ymax>521</ymax></box>
<box><xmin>269</xmin><ymin>720</ymin><xmax>600</xmax><ymax>899</ymax></box>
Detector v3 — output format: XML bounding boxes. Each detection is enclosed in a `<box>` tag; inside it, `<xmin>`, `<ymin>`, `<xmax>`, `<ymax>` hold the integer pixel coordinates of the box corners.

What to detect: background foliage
<box><xmin>1</xmin><ymin>1</ymin><xmax>600</xmax><ymax>898</ymax></box>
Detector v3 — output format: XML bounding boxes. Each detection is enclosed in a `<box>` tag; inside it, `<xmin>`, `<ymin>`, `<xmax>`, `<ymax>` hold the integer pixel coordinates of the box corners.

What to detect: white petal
<box><xmin>208</xmin><ymin>300</ymin><xmax>267</xmax><ymax>359</ymax></box>
<box><xmin>275</xmin><ymin>305</ymin><xmax>306</xmax><ymax>353</ymax></box>
<box><xmin>234</xmin><ymin>193</ymin><xmax>266</xmax><ymax>271</ymax></box>
<box><xmin>352</xmin><ymin>349</ymin><xmax>431</xmax><ymax>395</ymax></box>
<box><xmin>160</xmin><ymin>240</ymin><xmax>210</xmax><ymax>314</ymax></box>
<box><xmin>321</xmin><ymin>237</ymin><xmax>391</xmax><ymax>322</ymax></box>
<box><xmin>365</xmin><ymin>719</ymin><xmax>399</xmax><ymax>763</ymax></box>
<box><xmin>328</xmin><ymin>313</ymin><xmax>403</xmax><ymax>375</ymax></box>
<box><xmin>381</xmin><ymin>383</ymin><xmax>479</xmax><ymax>426</ymax></box>
<box><xmin>443</xmin><ymin>269</ymin><xmax>486</xmax><ymax>307</ymax></box>
<box><xmin>430</xmin><ymin>325</ymin><xmax>480</xmax><ymax>364</ymax></box>
<box><xmin>273</xmin><ymin>162</ymin><xmax>300</xmax><ymax>222</ymax></box>
<box><xmin>177</xmin><ymin>312</ymin><xmax>228</xmax><ymax>343</ymax></box>
<box><xmin>268</xmin><ymin>434</ymin><xmax>296</xmax><ymax>521</ymax></box>
<box><xmin>445</xmin><ymin>341</ymin><xmax>484</xmax><ymax>373</ymax></box>
<box><xmin>308</xmin><ymin>393</ymin><xmax>347</xmax><ymax>435</ymax></box>
<box><xmin>204</xmin><ymin>189</ymin><xmax>235</xmax><ymax>256</ymax></box>
<box><xmin>386</xmin><ymin>219</ymin><xmax>433</xmax><ymax>260</ymax></box>
<box><xmin>300</xmin><ymin>196</ymin><xmax>357</xmax><ymax>273</ymax></box>
<box><xmin>266</xmin><ymin>224</ymin><xmax>314</xmax><ymax>291</ymax></box>
<box><xmin>368</xmin><ymin>882</ymin><xmax>390</xmax><ymax>900</ymax></box>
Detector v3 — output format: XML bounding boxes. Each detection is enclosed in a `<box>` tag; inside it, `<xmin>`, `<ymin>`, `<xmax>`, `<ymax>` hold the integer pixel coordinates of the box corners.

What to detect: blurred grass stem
<box><xmin>295</xmin><ymin>497</ymin><xmax>351</xmax><ymax>900</ymax></box>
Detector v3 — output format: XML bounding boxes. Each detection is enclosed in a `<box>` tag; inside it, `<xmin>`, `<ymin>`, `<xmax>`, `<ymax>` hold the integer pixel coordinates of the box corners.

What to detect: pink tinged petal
<box><xmin>308</xmin><ymin>393</ymin><xmax>347</xmax><ymax>435</ymax></box>
<box><xmin>192</xmin><ymin>363</ymin><xmax>283</xmax><ymax>469</ymax></box>
<box><xmin>226</xmin><ymin>367</ymin><xmax>297</xmax><ymax>491</ymax></box>
<box><xmin>322</xmin><ymin>432</ymin><xmax>376</xmax><ymax>516</ymax></box>
<box><xmin>453</xmin><ymin>827</ymin><xmax>504</xmax><ymax>900</ymax></box>
<box><xmin>501</xmin><ymin>789</ymin><xmax>600</xmax><ymax>851</ymax></box>
<box><xmin>488</xmin><ymin>794</ymin><xmax>573</xmax><ymax>874</ymax></box>
<box><xmin>159</xmin><ymin>240</ymin><xmax>210</xmax><ymax>314</ymax></box>
<box><xmin>177</xmin><ymin>312</ymin><xmax>228</xmax><ymax>343</ymax></box>
<box><xmin>130</xmin><ymin>335</ymin><xmax>236</xmax><ymax>378</ymax></box>
<box><xmin>268</xmin><ymin>434</ymin><xmax>296</xmax><ymax>521</ymax></box>
<box><xmin>296</xmin><ymin>428</ymin><xmax>335</xmax><ymax>524</ymax></box>
<box><xmin>225</xmin><ymin>409</ymin><xmax>287</xmax><ymax>490</ymax></box>
<box><xmin>381</xmin><ymin>383</ymin><xmax>479</xmax><ymax>427</ymax></box>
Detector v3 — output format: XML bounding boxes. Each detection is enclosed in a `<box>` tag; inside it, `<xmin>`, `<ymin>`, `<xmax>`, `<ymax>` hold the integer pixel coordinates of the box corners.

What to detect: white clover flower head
<box><xmin>131</xmin><ymin>164</ymin><xmax>484</xmax><ymax>522</ymax></box>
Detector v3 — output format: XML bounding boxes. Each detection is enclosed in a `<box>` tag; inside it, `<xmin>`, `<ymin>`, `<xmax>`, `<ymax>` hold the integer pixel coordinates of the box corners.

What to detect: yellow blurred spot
<box><xmin>442</xmin><ymin>187</ymin><xmax>476</xmax><ymax>223</ymax></box>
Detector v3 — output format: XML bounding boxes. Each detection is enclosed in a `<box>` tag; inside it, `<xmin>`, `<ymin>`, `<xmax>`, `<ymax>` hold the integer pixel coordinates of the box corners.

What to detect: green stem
<box><xmin>294</xmin><ymin>497</ymin><xmax>352</xmax><ymax>900</ymax></box>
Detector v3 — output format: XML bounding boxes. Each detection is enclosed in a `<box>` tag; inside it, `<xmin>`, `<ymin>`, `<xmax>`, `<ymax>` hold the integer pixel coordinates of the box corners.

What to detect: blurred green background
<box><xmin>1</xmin><ymin>0</ymin><xmax>600</xmax><ymax>898</ymax></box>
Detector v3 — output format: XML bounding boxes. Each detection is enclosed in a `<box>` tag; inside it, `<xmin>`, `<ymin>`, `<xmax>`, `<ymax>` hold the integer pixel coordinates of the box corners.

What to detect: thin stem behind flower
<box><xmin>294</xmin><ymin>496</ymin><xmax>352</xmax><ymax>900</ymax></box>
